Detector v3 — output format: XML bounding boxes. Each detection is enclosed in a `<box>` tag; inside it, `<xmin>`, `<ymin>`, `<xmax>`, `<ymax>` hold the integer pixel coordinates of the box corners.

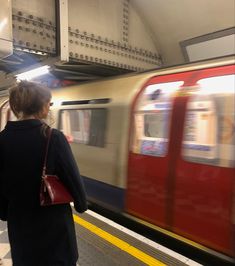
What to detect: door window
<box><xmin>182</xmin><ymin>74</ymin><xmax>235</xmax><ymax>167</ymax></box>
<box><xmin>132</xmin><ymin>81</ymin><xmax>183</xmax><ymax>157</ymax></box>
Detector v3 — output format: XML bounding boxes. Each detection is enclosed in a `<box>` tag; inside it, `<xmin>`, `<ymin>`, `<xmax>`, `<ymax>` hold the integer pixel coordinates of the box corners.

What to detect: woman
<box><xmin>0</xmin><ymin>81</ymin><xmax>87</xmax><ymax>266</ymax></box>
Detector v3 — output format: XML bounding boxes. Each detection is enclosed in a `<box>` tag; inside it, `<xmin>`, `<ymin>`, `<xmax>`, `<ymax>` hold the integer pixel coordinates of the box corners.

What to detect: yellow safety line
<box><xmin>73</xmin><ymin>214</ymin><xmax>166</xmax><ymax>266</ymax></box>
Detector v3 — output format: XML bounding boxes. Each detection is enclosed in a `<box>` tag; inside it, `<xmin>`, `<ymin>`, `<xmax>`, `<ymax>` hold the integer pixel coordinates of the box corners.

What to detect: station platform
<box><xmin>0</xmin><ymin>209</ymin><xmax>202</xmax><ymax>266</ymax></box>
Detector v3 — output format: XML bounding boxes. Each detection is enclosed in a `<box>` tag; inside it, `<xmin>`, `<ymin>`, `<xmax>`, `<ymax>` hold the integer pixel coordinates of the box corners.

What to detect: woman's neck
<box><xmin>18</xmin><ymin>115</ymin><xmax>38</xmax><ymax>121</ymax></box>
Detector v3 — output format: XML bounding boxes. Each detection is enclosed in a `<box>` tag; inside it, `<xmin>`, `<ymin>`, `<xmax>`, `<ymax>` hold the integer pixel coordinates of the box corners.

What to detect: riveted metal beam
<box><xmin>12</xmin><ymin>9</ymin><xmax>56</xmax><ymax>55</ymax></box>
<box><xmin>58</xmin><ymin>0</ymin><xmax>69</xmax><ymax>61</ymax></box>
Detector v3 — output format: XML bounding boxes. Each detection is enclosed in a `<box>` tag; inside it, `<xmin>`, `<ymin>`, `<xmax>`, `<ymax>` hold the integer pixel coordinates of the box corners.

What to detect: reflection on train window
<box><xmin>60</xmin><ymin>108</ymin><xmax>107</xmax><ymax>147</ymax></box>
<box><xmin>88</xmin><ymin>108</ymin><xmax>107</xmax><ymax>147</ymax></box>
<box><xmin>132</xmin><ymin>81</ymin><xmax>183</xmax><ymax>157</ymax></box>
<box><xmin>144</xmin><ymin>113</ymin><xmax>166</xmax><ymax>138</ymax></box>
<box><xmin>182</xmin><ymin>74</ymin><xmax>235</xmax><ymax>167</ymax></box>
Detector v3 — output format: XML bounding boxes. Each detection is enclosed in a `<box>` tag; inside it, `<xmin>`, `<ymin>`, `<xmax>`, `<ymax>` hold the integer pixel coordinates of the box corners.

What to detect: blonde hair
<box><xmin>9</xmin><ymin>80</ymin><xmax>51</xmax><ymax>119</ymax></box>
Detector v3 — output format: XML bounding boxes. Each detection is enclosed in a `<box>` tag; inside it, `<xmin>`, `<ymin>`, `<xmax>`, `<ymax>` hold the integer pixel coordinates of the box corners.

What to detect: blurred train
<box><xmin>0</xmin><ymin>56</ymin><xmax>234</xmax><ymax>262</ymax></box>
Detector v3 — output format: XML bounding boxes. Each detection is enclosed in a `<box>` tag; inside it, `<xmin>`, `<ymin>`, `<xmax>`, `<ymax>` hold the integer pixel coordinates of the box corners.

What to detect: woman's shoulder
<box><xmin>51</xmin><ymin>128</ymin><xmax>62</xmax><ymax>136</ymax></box>
<box><xmin>51</xmin><ymin>128</ymin><xmax>67</xmax><ymax>143</ymax></box>
<box><xmin>50</xmin><ymin>129</ymin><xmax>71</xmax><ymax>154</ymax></box>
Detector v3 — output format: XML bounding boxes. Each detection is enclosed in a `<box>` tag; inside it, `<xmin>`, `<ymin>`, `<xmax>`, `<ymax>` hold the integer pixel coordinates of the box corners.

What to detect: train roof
<box><xmin>51</xmin><ymin>56</ymin><xmax>235</xmax><ymax>108</ymax></box>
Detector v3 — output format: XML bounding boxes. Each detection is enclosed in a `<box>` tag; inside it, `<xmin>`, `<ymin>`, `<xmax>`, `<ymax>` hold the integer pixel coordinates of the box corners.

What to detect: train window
<box><xmin>59</xmin><ymin>108</ymin><xmax>107</xmax><ymax>147</ymax></box>
<box><xmin>88</xmin><ymin>109</ymin><xmax>107</xmax><ymax>147</ymax></box>
<box><xmin>182</xmin><ymin>74</ymin><xmax>235</xmax><ymax>167</ymax></box>
<box><xmin>60</xmin><ymin>109</ymin><xmax>91</xmax><ymax>144</ymax></box>
<box><xmin>132</xmin><ymin>81</ymin><xmax>183</xmax><ymax>157</ymax></box>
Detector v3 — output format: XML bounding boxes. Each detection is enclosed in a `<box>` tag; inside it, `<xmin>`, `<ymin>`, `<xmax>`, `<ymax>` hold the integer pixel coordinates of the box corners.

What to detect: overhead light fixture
<box><xmin>16</xmin><ymin>65</ymin><xmax>50</xmax><ymax>81</ymax></box>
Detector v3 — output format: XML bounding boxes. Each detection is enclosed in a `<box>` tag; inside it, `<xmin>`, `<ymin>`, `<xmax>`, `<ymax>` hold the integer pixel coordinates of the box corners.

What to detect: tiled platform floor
<box><xmin>0</xmin><ymin>211</ymin><xmax>201</xmax><ymax>266</ymax></box>
<box><xmin>0</xmin><ymin>221</ymin><xmax>11</xmax><ymax>266</ymax></box>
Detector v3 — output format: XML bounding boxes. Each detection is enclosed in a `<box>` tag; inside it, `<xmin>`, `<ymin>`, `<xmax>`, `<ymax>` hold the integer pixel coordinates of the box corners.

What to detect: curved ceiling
<box><xmin>132</xmin><ymin>0</ymin><xmax>235</xmax><ymax>65</ymax></box>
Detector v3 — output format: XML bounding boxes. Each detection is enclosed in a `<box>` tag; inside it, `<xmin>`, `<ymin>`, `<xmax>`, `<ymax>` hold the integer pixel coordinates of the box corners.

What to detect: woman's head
<box><xmin>9</xmin><ymin>80</ymin><xmax>52</xmax><ymax>119</ymax></box>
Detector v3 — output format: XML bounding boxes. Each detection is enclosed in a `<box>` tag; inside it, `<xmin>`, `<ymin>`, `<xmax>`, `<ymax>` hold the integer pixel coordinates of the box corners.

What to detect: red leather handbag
<box><xmin>40</xmin><ymin>128</ymin><xmax>74</xmax><ymax>206</ymax></box>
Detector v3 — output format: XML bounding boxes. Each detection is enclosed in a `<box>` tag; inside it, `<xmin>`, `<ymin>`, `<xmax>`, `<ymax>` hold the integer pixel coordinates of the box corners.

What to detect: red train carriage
<box><xmin>127</xmin><ymin>63</ymin><xmax>235</xmax><ymax>258</ymax></box>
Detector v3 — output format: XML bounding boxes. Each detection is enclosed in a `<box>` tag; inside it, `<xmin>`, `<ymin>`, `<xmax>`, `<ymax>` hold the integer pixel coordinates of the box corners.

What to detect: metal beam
<box><xmin>58</xmin><ymin>0</ymin><xmax>69</xmax><ymax>61</ymax></box>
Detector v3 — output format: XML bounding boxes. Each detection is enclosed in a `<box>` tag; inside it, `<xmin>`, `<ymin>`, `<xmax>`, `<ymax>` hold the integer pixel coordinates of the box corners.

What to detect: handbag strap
<box><xmin>42</xmin><ymin>127</ymin><xmax>52</xmax><ymax>177</ymax></box>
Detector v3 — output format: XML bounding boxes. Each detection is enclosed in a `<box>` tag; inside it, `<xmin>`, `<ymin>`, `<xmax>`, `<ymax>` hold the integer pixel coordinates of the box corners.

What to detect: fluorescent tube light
<box><xmin>16</xmin><ymin>65</ymin><xmax>50</xmax><ymax>81</ymax></box>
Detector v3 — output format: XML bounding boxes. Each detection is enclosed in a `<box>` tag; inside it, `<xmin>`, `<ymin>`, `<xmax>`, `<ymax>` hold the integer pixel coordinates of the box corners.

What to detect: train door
<box><xmin>173</xmin><ymin>66</ymin><xmax>235</xmax><ymax>256</ymax></box>
<box><xmin>126</xmin><ymin>73</ymin><xmax>189</xmax><ymax>228</ymax></box>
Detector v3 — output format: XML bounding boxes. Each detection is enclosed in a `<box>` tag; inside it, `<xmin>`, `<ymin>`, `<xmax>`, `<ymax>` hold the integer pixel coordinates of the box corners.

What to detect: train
<box><xmin>0</xmin><ymin>56</ymin><xmax>234</xmax><ymax>262</ymax></box>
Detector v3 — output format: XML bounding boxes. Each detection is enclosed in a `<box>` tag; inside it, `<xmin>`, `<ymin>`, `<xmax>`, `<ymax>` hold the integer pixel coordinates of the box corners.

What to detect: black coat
<box><xmin>0</xmin><ymin>119</ymin><xmax>87</xmax><ymax>266</ymax></box>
